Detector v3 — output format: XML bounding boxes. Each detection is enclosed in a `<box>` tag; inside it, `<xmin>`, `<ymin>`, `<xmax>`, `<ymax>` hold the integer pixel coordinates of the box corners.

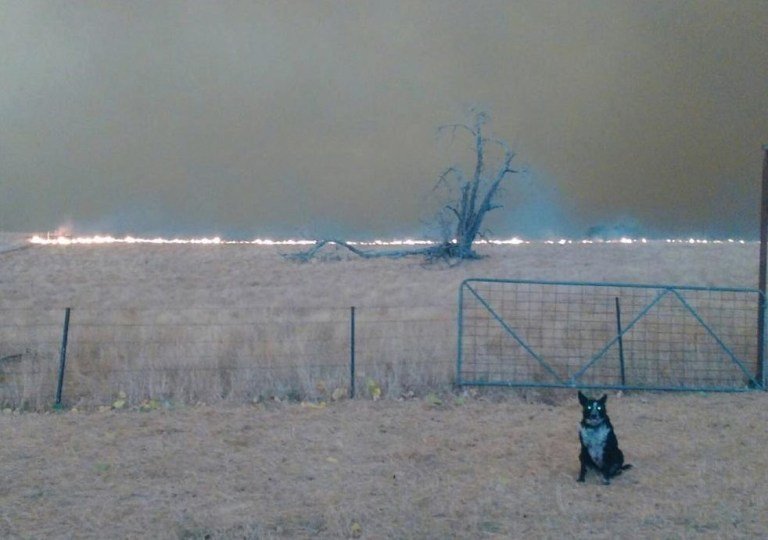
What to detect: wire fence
<box><xmin>458</xmin><ymin>279</ymin><xmax>765</xmax><ymax>392</ymax></box>
<box><xmin>5</xmin><ymin>277</ymin><xmax>764</xmax><ymax>410</ymax></box>
<box><xmin>0</xmin><ymin>305</ymin><xmax>456</xmax><ymax>409</ymax></box>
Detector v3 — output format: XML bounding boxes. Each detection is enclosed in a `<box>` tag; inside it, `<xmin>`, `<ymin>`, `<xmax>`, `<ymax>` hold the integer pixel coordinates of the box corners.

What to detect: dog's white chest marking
<box><xmin>580</xmin><ymin>424</ymin><xmax>610</xmax><ymax>467</ymax></box>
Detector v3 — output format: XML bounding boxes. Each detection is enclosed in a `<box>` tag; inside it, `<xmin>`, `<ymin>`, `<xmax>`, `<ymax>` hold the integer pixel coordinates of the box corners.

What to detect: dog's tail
<box><xmin>610</xmin><ymin>463</ymin><xmax>633</xmax><ymax>478</ymax></box>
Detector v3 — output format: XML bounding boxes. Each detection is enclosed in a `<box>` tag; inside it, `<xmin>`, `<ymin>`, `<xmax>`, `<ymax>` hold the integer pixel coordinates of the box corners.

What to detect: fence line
<box><xmin>6</xmin><ymin>279</ymin><xmax>762</xmax><ymax>410</ymax></box>
<box><xmin>0</xmin><ymin>305</ymin><xmax>456</xmax><ymax>409</ymax></box>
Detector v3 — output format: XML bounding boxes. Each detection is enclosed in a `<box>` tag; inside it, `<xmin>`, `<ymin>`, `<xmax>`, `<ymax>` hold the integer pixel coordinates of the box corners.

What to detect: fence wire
<box><xmin>458</xmin><ymin>279</ymin><xmax>764</xmax><ymax>392</ymax></box>
<box><xmin>0</xmin><ymin>306</ymin><xmax>454</xmax><ymax>409</ymax></box>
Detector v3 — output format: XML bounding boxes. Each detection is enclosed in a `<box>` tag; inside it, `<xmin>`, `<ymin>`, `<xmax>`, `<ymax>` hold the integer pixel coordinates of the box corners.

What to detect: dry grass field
<box><xmin>1</xmin><ymin>235</ymin><xmax>767</xmax><ymax>537</ymax></box>
<box><xmin>0</xmin><ymin>234</ymin><xmax>759</xmax><ymax>312</ymax></box>
<box><xmin>1</xmin><ymin>392</ymin><xmax>767</xmax><ymax>538</ymax></box>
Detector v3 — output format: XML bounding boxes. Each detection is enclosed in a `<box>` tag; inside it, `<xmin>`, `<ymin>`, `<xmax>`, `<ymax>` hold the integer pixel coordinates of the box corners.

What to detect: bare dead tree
<box><xmin>285</xmin><ymin>110</ymin><xmax>518</xmax><ymax>263</ymax></box>
<box><xmin>432</xmin><ymin>109</ymin><xmax>518</xmax><ymax>259</ymax></box>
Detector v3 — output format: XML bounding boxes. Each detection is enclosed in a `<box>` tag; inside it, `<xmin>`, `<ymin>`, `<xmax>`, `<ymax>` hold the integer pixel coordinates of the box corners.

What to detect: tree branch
<box><xmin>437</xmin><ymin>123</ymin><xmax>477</xmax><ymax>142</ymax></box>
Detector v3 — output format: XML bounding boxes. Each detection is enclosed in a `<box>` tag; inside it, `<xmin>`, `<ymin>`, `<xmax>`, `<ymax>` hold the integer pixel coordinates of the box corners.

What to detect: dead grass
<box><xmin>0</xmin><ymin>241</ymin><xmax>762</xmax><ymax>408</ymax></box>
<box><xmin>1</xmin><ymin>391</ymin><xmax>767</xmax><ymax>538</ymax></box>
<box><xmin>0</xmin><ymin>241</ymin><xmax>759</xmax><ymax>312</ymax></box>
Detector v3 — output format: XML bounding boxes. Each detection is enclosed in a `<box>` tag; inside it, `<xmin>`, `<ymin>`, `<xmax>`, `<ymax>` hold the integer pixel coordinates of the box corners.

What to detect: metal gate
<box><xmin>457</xmin><ymin>279</ymin><xmax>765</xmax><ymax>392</ymax></box>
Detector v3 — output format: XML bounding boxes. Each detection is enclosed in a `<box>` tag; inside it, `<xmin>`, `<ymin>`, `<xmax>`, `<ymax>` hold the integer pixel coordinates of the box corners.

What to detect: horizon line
<box><xmin>27</xmin><ymin>233</ymin><xmax>753</xmax><ymax>247</ymax></box>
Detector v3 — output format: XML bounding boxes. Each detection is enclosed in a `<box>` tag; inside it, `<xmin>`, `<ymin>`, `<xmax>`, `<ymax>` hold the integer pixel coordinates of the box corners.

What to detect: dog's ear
<box><xmin>578</xmin><ymin>391</ymin><xmax>588</xmax><ymax>406</ymax></box>
<box><xmin>598</xmin><ymin>394</ymin><xmax>608</xmax><ymax>405</ymax></box>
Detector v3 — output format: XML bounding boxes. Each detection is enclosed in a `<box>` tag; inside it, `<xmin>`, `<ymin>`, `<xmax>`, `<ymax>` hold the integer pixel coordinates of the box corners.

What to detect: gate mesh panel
<box><xmin>458</xmin><ymin>280</ymin><xmax>763</xmax><ymax>391</ymax></box>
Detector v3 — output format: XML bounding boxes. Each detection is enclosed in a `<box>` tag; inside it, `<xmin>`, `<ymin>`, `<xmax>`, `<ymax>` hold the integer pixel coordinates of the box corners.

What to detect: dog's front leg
<box><xmin>601</xmin><ymin>470</ymin><xmax>611</xmax><ymax>485</ymax></box>
<box><xmin>577</xmin><ymin>459</ymin><xmax>587</xmax><ymax>482</ymax></box>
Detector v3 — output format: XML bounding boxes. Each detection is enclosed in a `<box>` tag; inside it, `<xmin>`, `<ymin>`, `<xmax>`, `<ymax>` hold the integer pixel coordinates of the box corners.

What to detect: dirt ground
<box><xmin>1</xmin><ymin>390</ymin><xmax>767</xmax><ymax>539</ymax></box>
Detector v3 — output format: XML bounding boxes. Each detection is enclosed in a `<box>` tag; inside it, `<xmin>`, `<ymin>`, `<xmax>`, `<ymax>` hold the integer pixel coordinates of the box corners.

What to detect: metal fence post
<box><xmin>350</xmin><ymin>306</ymin><xmax>356</xmax><ymax>399</ymax></box>
<box><xmin>55</xmin><ymin>307</ymin><xmax>71</xmax><ymax>407</ymax></box>
<box><xmin>758</xmin><ymin>145</ymin><xmax>768</xmax><ymax>388</ymax></box>
<box><xmin>760</xmin><ymin>295</ymin><xmax>766</xmax><ymax>388</ymax></box>
<box><xmin>615</xmin><ymin>297</ymin><xmax>626</xmax><ymax>386</ymax></box>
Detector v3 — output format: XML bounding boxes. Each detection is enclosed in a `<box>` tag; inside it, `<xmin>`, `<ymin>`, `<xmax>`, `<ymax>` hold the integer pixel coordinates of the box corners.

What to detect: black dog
<box><xmin>577</xmin><ymin>391</ymin><xmax>632</xmax><ymax>484</ymax></box>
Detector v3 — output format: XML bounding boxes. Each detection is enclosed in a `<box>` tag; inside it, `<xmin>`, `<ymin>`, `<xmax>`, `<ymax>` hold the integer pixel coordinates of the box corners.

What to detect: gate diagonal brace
<box><xmin>464</xmin><ymin>283</ymin><xmax>565</xmax><ymax>384</ymax></box>
<box><xmin>570</xmin><ymin>288</ymin><xmax>760</xmax><ymax>387</ymax></box>
<box><xmin>570</xmin><ymin>288</ymin><xmax>671</xmax><ymax>384</ymax></box>
<box><xmin>668</xmin><ymin>289</ymin><xmax>759</xmax><ymax>386</ymax></box>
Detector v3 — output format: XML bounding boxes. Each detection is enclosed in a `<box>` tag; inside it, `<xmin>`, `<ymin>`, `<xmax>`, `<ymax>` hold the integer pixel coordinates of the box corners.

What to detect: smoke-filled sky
<box><xmin>1</xmin><ymin>1</ymin><xmax>767</xmax><ymax>239</ymax></box>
